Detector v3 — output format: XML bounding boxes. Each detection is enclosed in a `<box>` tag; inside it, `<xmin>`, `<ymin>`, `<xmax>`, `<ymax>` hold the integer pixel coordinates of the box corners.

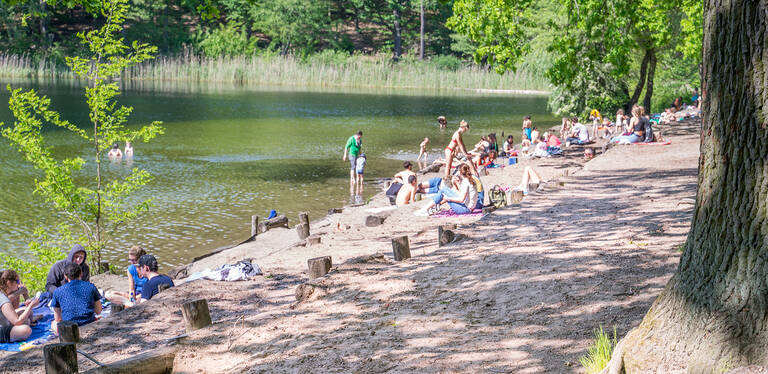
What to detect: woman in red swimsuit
<box><xmin>443</xmin><ymin>120</ymin><xmax>477</xmax><ymax>177</ymax></box>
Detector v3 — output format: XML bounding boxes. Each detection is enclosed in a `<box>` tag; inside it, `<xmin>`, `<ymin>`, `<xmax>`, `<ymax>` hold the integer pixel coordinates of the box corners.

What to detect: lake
<box><xmin>0</xmin><ymin>80</ymin><xmax>556</xmax><ymax>269</ymax></box>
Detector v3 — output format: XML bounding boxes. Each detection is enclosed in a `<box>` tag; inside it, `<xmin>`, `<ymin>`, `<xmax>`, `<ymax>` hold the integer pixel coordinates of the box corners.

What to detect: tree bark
<box><xmin>642</xmin><ymin>49</ymin><xmax>656</xmax><ymax>112</ymax></box>
<box><xmin>419</xmin><ymin>0</ymin><xmax>425</xmax><ymax>60</ymax></box>
<box><xmin>609</xmin><ymin>1</ymin><xmax>768</xmax><ymax>371</ymax></box>
<box><xmin>392</xmin><ymin>8</ymin><xmax>402</xmax><ymax>61</ymax></box>
<box><xmin>629</xmin><ymin>49</ymin><xmax>650</xmax><ymax>108</ymax></box>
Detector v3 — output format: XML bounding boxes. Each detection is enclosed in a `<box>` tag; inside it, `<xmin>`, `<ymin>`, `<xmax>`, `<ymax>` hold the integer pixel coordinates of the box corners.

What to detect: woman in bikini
<box><xmin>443</xmin><ymin>120</ymin><xmax>478</xmax><ymax>178</ymax></box>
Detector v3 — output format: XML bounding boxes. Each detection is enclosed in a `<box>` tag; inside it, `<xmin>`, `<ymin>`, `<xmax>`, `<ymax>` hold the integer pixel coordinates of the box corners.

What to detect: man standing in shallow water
<box><xmin>342</xmin><ymin>130</ymin><xmax>363</xmax><ymax>194</ymax></box>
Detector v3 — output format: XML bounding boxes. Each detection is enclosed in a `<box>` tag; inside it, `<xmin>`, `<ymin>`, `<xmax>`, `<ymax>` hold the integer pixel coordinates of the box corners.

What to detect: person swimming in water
<box><xmin>107</xmin><ymin>143</ymin><xmax>123</xmax><ymax>159</ymax></box>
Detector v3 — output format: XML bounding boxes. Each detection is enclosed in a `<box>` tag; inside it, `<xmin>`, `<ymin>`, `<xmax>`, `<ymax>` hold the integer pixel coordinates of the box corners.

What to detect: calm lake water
<box><xmin>0</xmin><ymin>80</ymin><xmax>556</xmax><ymax>269</ymax></box>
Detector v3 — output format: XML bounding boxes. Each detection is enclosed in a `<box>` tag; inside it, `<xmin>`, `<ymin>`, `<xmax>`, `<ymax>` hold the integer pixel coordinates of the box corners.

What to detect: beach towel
<box><xmin>0</xmin><ymin>294</ymin><xmax>55</xmax><ymax>352</ymax></box>
<box><xmin>186</xmin><ymin>260</ymin><xmax>263</xmax><ymax>282</ymax></box>
<box><xmin>430</xmin><ymin>208</ymin><xmax>483</xmax><ymax>218</ymax></box>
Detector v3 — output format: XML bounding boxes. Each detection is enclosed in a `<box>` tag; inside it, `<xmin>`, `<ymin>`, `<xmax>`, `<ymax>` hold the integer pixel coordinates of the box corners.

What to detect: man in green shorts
<box><xmin>342</xmin><ymin>130</ymin><xmax>363</xmax><ymax>194</ymax></box>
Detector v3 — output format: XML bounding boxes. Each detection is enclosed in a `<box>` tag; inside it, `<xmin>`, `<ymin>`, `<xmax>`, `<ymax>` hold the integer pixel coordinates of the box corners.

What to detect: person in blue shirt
<box><xmin>51</xmin><ymin>262</ymin><xmax>102</xmax><ymax>335</ymax></box>
<box><xmin>137</xmin><ymin>255</ymin><xmax>174</xmax><ymax>301</ymax></box>
<box><xmin>127</xmin><ymin>246</ymin><xmax>147</xmax><ymax>299</ymax></box>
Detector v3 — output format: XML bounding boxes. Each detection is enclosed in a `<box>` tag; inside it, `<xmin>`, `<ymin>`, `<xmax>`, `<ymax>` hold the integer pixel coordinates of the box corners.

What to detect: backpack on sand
<box><xmin>489</xmin><ymin>185</ymin><xmax>507</xmax><ymax>209</ymax></box>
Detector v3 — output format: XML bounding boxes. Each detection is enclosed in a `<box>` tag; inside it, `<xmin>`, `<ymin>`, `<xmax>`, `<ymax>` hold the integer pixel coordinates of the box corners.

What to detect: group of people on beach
<box><xmin>0</xmin><ymin>244</ymin><xmax>173</xmax><ymax>344</ymax></box>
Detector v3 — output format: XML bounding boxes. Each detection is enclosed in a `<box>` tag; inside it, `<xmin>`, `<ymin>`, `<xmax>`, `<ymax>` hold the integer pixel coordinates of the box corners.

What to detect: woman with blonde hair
<box><xmin>0</xmin><ymin>270</ymin><xmax>38</xmax><ymax>343</ymax></box>
<box><xmin>609</xmin><ymin>105</ymin><xmax>645</xmax><ymax>144</ymax></box>
<box><xmin>105</xmin><ymin>245</ymin><xmax>148</xmax><ymax>307</ymax></box>
<box><xmin>443</xmin><ymin>120</ymin><xmax>478</xmax><ymax>178</ymax></box>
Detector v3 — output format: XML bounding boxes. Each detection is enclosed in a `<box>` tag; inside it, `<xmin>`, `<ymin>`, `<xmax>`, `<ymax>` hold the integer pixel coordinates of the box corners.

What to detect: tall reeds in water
<box><xmin>0</xmin><ymin>53</ymin><xmax>550</xmax><ymax>92</ymax></box>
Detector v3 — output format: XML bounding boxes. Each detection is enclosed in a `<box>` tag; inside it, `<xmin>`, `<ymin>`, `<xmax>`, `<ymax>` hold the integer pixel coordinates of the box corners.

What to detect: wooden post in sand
<box><xmin>307</xmin><ymin>235</ymin><xmax>322</xmax><ymax>245</ymax></box>
<box><xmin>251</xmin><ymin>215</ymin><xmax>259</xmax><ymax>237</ymax></box>
<box><xmin>258</xmin><ymin>215</ymin><xmax>289</xmax><ymax>233</ymax></box>
<box><xmin>438</xmin><ymin>225</ymin><xmax>456</xmax><ymax>247</ymax></box>
<box><xmin>58</xmin><ymin>321</ymin><xmax>80</xmax><ymax>343</ymax></box>
<box><xmin>181</xmin><ymin>299</ymin><xmax>212</xmax><ymax>333</ymax></box>
<box><xmin>44</xmin><ymin>343</ymin><xmax>78</xmax><ymax>374</ymax></box>
<box><xmin>307</xmin><ymin>256</ymin><xmax>332</xmax><ymax>280</ymax></box>
<box><xmin>296</xmin><ymin>211</ymin><xmax>310</xmax><ymax>240</ymax></box>
<box><xmin>391</xmin><ymin>236</ymin><xmax>411</xmax><ymax>261</ymax></box>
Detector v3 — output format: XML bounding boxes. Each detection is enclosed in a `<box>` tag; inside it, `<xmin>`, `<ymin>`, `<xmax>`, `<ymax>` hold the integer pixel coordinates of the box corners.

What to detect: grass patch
<box><xmin>0</xmin><ymin>53</ymin><xmax>550</xmax><ymax>92</ymax></box>
<box><xmin>580</xmin><ymin>326</ymin><xmax>618</xmax><ymax>374</ymax></box>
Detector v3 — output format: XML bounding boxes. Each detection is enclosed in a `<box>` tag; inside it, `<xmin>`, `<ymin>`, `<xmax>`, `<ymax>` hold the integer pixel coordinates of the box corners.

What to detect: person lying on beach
<box><xmin>443</xmin><ymin>120</ymin><xmax>478</xmax><ymax>178</ymax></box>
<box><xmin>417</xmin><ymin>138</ymin><xmax>429</xmax><ymax>163</ymax></box>
<box><xmin>46</xmin><ymin>244</ymin><xmax>90</xmax><ymax>294</ymax></box>
<box><xmin>51</xmin><ymin>262</ymin><xmax>102</xmax><ymax>336</ymax></box>
<box><xmin>584</xmin><ymin>147</ymin><xmax>595</xmax><ymax>161</ymax></box>
<box><xmin>0</xmin><ymin>270</ymin><xmax>39</xmax><ymax>343</ymax></box>
<box><xmin>416</xmin><ymin>164</ymin><xmax>477</xmax><ymax>216</ymax></box>
<box><xmin>417</xmin><ymin>176</ymin><xmax>451</xmax><ymax>195</ymax></box>
<box><xmin>514</xmin><ymin>166</ymin><xmax>545</xmax><ymax>194</ymax></box>
<box><xmin>396</xmin><ymin>175</ymin><xmax>418</xmax><ymax>206</ymax></box>
<box><xmin>107</xmin><ymin>143</ymin><xmax>122</xmax><ymax>159</ymax></box>
<box><xmin>136</xmin><ymin>255</ymin><xmax>174</xmax><ymax>301</ymax></box>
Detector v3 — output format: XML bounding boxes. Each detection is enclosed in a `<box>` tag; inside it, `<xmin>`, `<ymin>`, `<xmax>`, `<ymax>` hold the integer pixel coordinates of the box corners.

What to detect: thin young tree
<box><xmin>1</xmin><ymin>0</ymin><xmax>163</xmax><ymax>273</ymax></box>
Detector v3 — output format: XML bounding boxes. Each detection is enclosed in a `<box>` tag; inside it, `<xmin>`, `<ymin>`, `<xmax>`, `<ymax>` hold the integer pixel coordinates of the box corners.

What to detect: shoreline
<box><xmin>0</xmin><ymin>118</ymin><xmax>700</xmax><ymax>372</ymax></box>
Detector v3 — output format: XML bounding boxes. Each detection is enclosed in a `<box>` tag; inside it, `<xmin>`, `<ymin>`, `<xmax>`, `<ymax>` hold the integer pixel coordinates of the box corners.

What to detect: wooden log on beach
<box><xmin>157</xmin><ymin>283</ymin><xmax>171</xmax><ymax>293</ymax></box>
<box><xmin>58</xmin><ymin>321</ymin><xmax>80</xmax><ymax>343</ymax></box>
<box><xmin>296</xmin><ymin>223</ymin><xmax>310</xmax><ymax>240</ymax></box>
<box><xmin>438</xmin><ymin>225</ymin><xmax>456</xmax><ymax>247</ymax></box>
<box><xmin>419</xmin><ymin>163</ymin><xmax>442</xmax><ymax>174</ymax></box>
<box><xmin>365</xmin><ymin>215</ymin><xmax>385</xmax><ymax>227</ymax></box>
<box><xmin>251</xmin><ymin>215</ymin><xmax>259</xmax><ymax>237</ymax></box>
<box><xmin>111</xmin><ymin>303</ymin><xmax>125</xmax><ymax>314</ymax></box>
<box><xmin>482</xmin><ymin>205</ymin><xmax>497</xmax><ymax>215</ymax></box>
<box><xmin>328</xmin><ymin>208</ymin><xmax>344</xmax><ymax>215</ymax></box>
<box><xmin>307</xmin><ymin>235</ymin><xmax>322</xmax><ymax>246</ymax></box>
<box><xmin>81</xmin><ymin>346</ymin><xmax>176</xmax><ymax>374</ymax></box>
<box><xmin>307</xmin><ymin>256</ymin><xmax>332</xmax><ymax>280</ymax></box>
<box><xmin>258</xmin><ymin>215</ymin><xmax>289</xmax><ymax>233</ymax></box>
<box><xmin>181</xmin><ymin>299</ymin><xmax>212</xmax><ymax>333</ymax></box>
<box><xmin>44</xmin><ymin>343</ymin><xmax>78</xmax><ymax>374</ymax></box>
<box><xmin>391</xmin><ymin>236</ymin><xmax>411</xmax><ymax>261</ymax></box>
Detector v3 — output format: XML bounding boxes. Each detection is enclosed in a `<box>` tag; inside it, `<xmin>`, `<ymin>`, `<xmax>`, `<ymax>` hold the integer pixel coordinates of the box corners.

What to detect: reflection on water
<box><xmin>0</xmin><ymin>79</ymin><xmax>556</xmax><ymax>270</ymax></box>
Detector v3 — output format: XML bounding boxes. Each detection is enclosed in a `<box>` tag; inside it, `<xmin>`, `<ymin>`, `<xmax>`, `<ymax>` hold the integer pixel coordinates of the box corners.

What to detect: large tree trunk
<box><xmin>629</xmin><ymin>49</ymin><xmax>650</xmax><ymax>108</ymax></box>
<box><xmin>606</xmin><ymin>1</ymin><xmax>768</xmax><ymax>372</ymax></box>
<box><xmin>419</xmin><ymin>0</ymin><xmax>425</xmax><ymax>60</ymax></box>
<box><xmin>393</xmin><ymin>8</ymin><xmax>402</xmax><ymax>61</ymax></box>
<box><xmin>642</xmin><ymin>49</ymin><xmax>656</xmax><ymax>112</ymax></box>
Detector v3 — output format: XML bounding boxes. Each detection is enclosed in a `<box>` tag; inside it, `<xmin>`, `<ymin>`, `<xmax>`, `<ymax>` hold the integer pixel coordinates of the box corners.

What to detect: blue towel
<box><xmin>0</xmin><ymin>299</ymin><xmax>55</xmax><ymax>352</ymax></box>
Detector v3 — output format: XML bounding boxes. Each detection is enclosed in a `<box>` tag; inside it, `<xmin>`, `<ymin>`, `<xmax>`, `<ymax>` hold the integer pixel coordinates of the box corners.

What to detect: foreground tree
<box><xmin>603</xmin><ymin>0</ymin><xmax>768</xmax><ymax>371</ymax></box>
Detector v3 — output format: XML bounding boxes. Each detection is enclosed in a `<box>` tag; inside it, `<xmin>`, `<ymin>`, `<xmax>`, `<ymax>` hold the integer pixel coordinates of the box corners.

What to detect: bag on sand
<box><xmin>386</xmin><ymin>182</ymin><xmax>403</xmax><ymax>205</ymax></box>
<box><xmin>489</xmin><ymin>185</ymin><xmax>507</xmax><ymax>209</ymax></box>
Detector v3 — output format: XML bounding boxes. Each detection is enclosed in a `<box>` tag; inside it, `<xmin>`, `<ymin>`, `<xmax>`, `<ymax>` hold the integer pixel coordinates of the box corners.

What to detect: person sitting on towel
<box><xmin>51</xmin><ymin>262</ymin><xmax>102</xmax><ymax>335</ymax></box>
<box><xmin>0</xmin><ymin>270</ymin><xmax>39</xmax><ymax>343</ymax></box>
<box><xmin>137</xmin><ymin>255</ymin><xmax>174</xmax><ymax>301</ymax></box>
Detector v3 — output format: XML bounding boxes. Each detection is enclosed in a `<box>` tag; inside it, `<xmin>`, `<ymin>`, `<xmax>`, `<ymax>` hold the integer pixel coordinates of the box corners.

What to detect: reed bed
<box><xmin>0</xmin><ymin>53</ymin><xmax>550</xmax><ymax>93</ymax></box>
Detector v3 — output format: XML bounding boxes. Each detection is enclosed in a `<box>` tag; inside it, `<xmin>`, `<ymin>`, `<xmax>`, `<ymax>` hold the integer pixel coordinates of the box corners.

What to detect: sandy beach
<box><xmin>0</xmin><ymin>119</ymin><xmax>700</xmax><ymax>373</ymax></box>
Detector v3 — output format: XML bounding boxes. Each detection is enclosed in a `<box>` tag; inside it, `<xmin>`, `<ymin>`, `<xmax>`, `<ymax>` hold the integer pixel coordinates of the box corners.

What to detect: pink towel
<box><xmin>431</xmin><ymin>208</ymin><xmax>484</xmax><ymax>218</ymax></box>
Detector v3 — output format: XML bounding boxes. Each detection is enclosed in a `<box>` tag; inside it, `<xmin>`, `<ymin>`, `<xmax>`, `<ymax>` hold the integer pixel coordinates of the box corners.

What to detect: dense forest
<box><xmin>0</xmin><ymin>0</ymin><xmax>702</xmax><ymax>115</ymax></box>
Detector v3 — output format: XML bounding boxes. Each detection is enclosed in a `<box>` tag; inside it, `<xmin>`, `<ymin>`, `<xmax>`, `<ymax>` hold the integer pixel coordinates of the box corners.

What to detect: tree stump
<box><xmin>157</xmin><ymin>283</ymin><xmax>171</xmax><ymax>293</ymax></box>
<box><xmin>111</xmin><ymin>303</ymin><xmax>125</xmax><ymax>314</ymax></box>
<box><xmin>251</xmin><ymin>215</ymin><xmax>259</xmax><ymax>237</ymax></box>
<box><xmin>296</xmin><ymin>223</ymin><xmax>310</xmax><ymax>240</ymax></box>
<box><xmin>58</xmin><ymin>321</ymin><xmax>80</xmax><ymax>343</ymax></box>
<box><xmin>99</xmin><ymin>261</ymin><xmax>110</xmax><ymax>274</ymax></box>
<box><xmin>298</xmin><ymin>212</ymin><xmax>309</xmax><ymax>225</ymax></box>
<box><xmin>180</xmin><ymin>299</ymin><xmax>212</xmax><ymax>333</ymax></box>
<box><xmin>365</xmin><ymin>215</ymin><xmax>385</xmax><ymax>227</ymax></box>
<box><xmin>257</xmin><ymin>215</ymin><xmax>289</xmax><ymax>233</ymax></box>
<box><xmin>438</xmin><ymin>225</ymin><xmax>456</xmax><ymax>247</ymax></box>
<box><xmin>391</xmin><ymin>236</ymin><xmax>411</xmax><ymax>261</ymax></box>
<box><xmin>307</xmin><ymin>256</ymin><xmax>332</xmax><ymax>280</ymax></box>
<box><xmin>307</xmin><ymin>236</ymin><xmax>322</xmax><ymax>246</ymax></box>
<box><xmin>327</xmin><ymin>208</ymin><xmax>343</xmax><ymax>215</ymax></box>
<box><xmin>44</xmin><ymin>343</ymin><xmax>78</xmax><ymax>374</ymax></box>
<box><xmin>507</xmin><ymin>190</ymin><xmax>524</xmax><ymax>204</ymax></box>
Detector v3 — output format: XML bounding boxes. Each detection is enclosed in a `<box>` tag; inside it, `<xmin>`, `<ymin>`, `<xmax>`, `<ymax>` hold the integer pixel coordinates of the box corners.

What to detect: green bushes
<box><xmin>431</xmin><ymin>55</ymin><xmax>463</xmax><ymax>71</ymax></box>
<box><xmin>580</xmin><ymin>326</ymin><xmax>618</xmax><ymax>374</ymax></box>
<box><xmin>0</xmin><ymin>228</ymin><xmax>68</xmax><ymax>293</ymax></box>
<box><xmin>197</xmin><ymin>23</ymin><xmax>258</xmax><ymax>58</ymax></box>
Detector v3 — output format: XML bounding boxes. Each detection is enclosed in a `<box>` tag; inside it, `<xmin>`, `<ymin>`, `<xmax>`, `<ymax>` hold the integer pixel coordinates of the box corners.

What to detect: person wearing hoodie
<box><xmin>46</xmin><ymin>244</ymin><xmax>90</xmax><ymax>294</ymax></box>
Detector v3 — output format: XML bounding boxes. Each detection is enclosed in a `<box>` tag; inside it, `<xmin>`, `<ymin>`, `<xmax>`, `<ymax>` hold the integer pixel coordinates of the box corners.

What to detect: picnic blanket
<box><xmin>431</xmin><ymin>208</ymin><xmax>483</xmax><ymax>218</ymax></box>
<box><xmin>186</xmin><ymin>260</ymin><xmax>263</xmax><ymax>282</ymax></box>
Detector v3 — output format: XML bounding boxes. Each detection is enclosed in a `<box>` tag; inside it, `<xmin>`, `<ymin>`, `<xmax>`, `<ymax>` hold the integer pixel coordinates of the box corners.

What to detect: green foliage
<box><xmin>579</xmin><ymin>326</ymin><xmax>618</xmax><ymax>374</ymax></box>
<box><xmin>197</xmin><ymin>22</ymin><xmax>257</xmax><ymax>57</ymax></box>
<box><xmin>305</xmin><ymin>49</ymin><xmax>351</xmax><ymax>66</ymax></box>
<box><xmin>446</xmin><ymin>0</ymin><xmax>534</xmax><ymax>73</ymax></box>
<box><xmin>252</xmin><ymin>0</ymin><xmax>331</xmax><ymax>55</ymax></box>
<box><xmin>431</xmin><ymin>54</ymin><xmax>462</xmax><ymax>71</ymax></box>
<box><xmin>547</xmin><ymin>58</ymin><xmax>628</xmax><ymax>117</ymax></box>
<box><xmin>1</xmin><ymin>0</ymin><xmax>163</xmax><ymax>274</ymax></box>
<box><xmin>0</xmin><ymin>227</ymin><xmax>71</xmax><ymax>293</ymax></box>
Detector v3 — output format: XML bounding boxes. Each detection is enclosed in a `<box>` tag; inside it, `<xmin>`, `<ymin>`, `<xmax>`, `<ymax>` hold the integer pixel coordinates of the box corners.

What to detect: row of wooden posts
<box><xmin>44</xmin><ymin>288</ymin><xmax>213</xmax><ymax>374</ymax></box>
